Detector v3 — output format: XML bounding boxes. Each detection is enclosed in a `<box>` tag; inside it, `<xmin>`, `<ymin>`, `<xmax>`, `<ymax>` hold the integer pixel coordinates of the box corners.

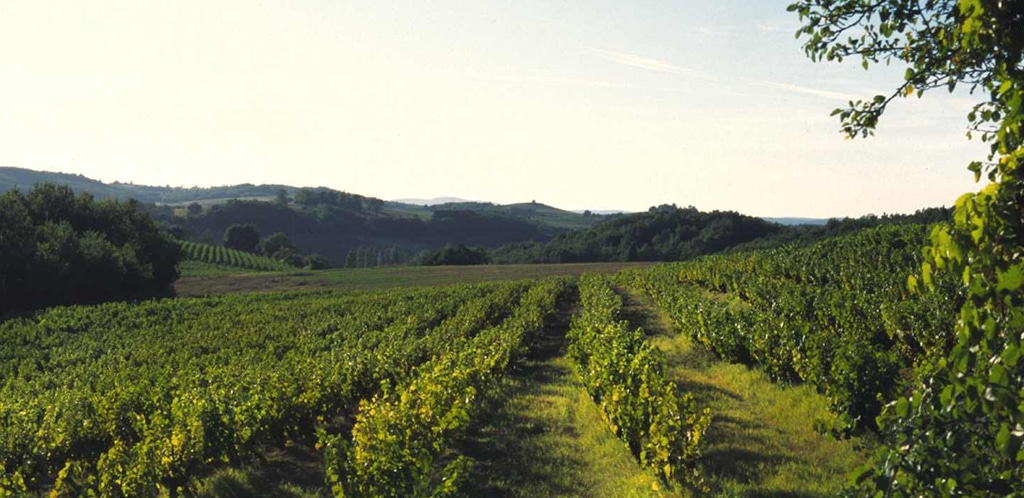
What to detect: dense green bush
<box><xmin>0</xmin><ymin>184</ymin><xmax>180</xmax><ymax>314</ymax></box>
<box><xmin>420</xmin><ymin>244</ymin><xmax>490</xmax><ymax>266</ymax></box>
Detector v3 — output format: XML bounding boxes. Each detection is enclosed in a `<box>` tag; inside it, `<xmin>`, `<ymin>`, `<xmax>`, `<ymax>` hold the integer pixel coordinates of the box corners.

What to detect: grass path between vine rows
<box><xmin>615</xmin><ymin>287</ymin><xmax>870</xmax><ymax>497</ymax></box>
<box><xmin>459</xmin><ymin>301</ymin><xmax>668</xmax><ymax>498</ymax></box>
<box><xmin>192</xmin><ymin>283</ymin><xmax>869</xmax><ymax>497</ymax></box>
<box><xmin>193</xmin><ymin>287</ymin><xmax>667</xmax><ymax>498</ymax></box>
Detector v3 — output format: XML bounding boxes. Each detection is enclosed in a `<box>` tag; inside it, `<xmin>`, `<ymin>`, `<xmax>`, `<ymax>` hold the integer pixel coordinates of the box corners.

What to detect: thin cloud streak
<box><xmin>476</xmin><ymin>73</ymin><xmax>789</xmax><ymax>103</ymax></box>
<box><xmin>475</xmin><ymin>73</ymin><xmax>688</xmax><ymax>93</ymax></box>
<box><xmin>761</xmin><ymin>81</ymin><xmax>863</xmax><ymax>102</ymax></box>
<box><xmin>583</xmin><ymin>47</ymin><xmax>714</xmax><ymax>81</ymax></box>
<box><xmin>757</xmin><ymin>22</ymin><xmax>799</xmax><ymax>33</ymax></box>
<box><xmin>694</xmin><ymin>26</ymin><xmax>738</xmax><ymax>37</ymax></box>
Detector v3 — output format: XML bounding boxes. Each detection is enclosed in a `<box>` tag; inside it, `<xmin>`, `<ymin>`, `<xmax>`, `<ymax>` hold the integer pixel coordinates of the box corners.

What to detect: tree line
<box><xmin>488</xmin><ymin>205</ymin><xmax>784</xmax><ymax>264</ymax></box>
<box><xmin>411</xmin><ymin>206</ymin><xmax>953</xmax><ymax>266</ymax></box>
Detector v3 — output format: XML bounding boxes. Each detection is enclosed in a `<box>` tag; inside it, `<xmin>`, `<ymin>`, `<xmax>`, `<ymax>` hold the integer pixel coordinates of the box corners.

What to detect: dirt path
<box><xmin>616</xmin><ymin>287</ymin><xmax>868</xmax><ymax>498</ymax></box>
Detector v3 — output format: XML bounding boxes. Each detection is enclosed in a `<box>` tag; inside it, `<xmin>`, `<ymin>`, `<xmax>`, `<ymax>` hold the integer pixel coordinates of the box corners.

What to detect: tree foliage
<box><xmin>185</xmin><ymin>202</ymin><xmax>202</xmax><ymax>218</ymax></box>
<box><xmin>0</xmin><ymin>184</ymin><xmax>180</xmax><ymax>315</ymax></box>
<box><xmin>222</xmin><ymin>223</ymin><xmax>260</xmax><ymax>254</ymax></box>
<box><xmin>490</xmin><ymin>205</ymin><xmax>782</xmax><ymax>264</ymax></box>
<box><xmin>274</xmin><ymin>188</ymin><xmax>289</xmax><ymax>206</ymax></box>
<box><xmin>421</xmin><ymin>244</ymin><xmax>490</xmax><ymax>266</ymax></box>
<box><xmin>302</xmin><ymin>253</ymin><xmax>331</xmax><ymax>270</ymax></box>
<box><xmin>258</xmin><ymin>232</ymin><xmax>299</xmax><ymax>263</ymax></box>
<box><xmin>789</xmin><ymin>1</ymin><xmax>1024</xmax><ymax>495</ymax></box>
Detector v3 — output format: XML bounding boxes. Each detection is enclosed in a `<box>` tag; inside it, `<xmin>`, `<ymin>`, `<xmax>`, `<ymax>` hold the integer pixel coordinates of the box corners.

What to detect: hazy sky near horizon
<box><xmin>0</xmin><ymin>0</ymin><xmax>989</xmax><ymax>217</ymax></box>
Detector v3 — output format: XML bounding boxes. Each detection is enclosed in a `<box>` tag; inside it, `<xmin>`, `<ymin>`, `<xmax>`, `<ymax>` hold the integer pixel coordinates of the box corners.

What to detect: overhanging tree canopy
<box><xmin>789</xmin><ymin>1</ymin><xmax>1023</xmax><ymax>496</ymax></box>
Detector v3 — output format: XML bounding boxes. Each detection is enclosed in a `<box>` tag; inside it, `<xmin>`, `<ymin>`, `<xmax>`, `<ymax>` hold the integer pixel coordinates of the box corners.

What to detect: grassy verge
<box><xmin>460</xmin><ymin>305</ymin><xmax>666</xmax><ymax>498</ymax></box>
<box><xmin>617</xmin><ymin>288</ymin><xmax>869</xmax><ymax>497</ymax></box>
<box><xmin>175</xmin><ymin>262</ymin><xmax>653</xmax><ymax>297</ymax></box>
<box><xmin>192</xmin><ymin>444</ymin><xmax>328</xmax><ymax>498</ymax></box>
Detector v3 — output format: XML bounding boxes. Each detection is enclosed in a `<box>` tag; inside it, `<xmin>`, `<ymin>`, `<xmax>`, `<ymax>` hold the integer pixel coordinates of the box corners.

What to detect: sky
<box><xmin>0</xmin><ymin>0</ymin><xmax>990</xmax><ymax>217</ymax></box>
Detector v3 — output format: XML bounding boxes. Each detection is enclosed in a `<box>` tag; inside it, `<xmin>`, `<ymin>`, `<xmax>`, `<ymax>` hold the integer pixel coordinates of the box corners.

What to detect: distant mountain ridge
<box><xmin>763</xmin><ymin>217</ymin><xmax>829</xmax><ymax>226</ymax></box>
<box><xmin>0</xmin><ymin>167</ymin><xmax>608</xmax><ymax>227</ymax></box>
<box><xmin>0</xmin><ymin>166</ymin><xmax>299</xmax><ymax>204</ymax></box>
<box><xmin>0</xmin><ymin>167</ymin><xmax>910</xmax><ymax>230</ymax></box>
<box><xmin>1</xmin><ymin>167</ymin><xmax>608</xmax><ymax>265</ymax></box>
<box><xmin>2</xmin><ymin>166</ymin><xmax>950</xmax><ymax>268</ymax></box>
<box><xmin>0</xmin><ymin>167</ymin><xmax>127</xmax><ymax>199</ymax></box>
<box><xmin>392</xmin><ymin>197</ymin><xmax>474</xmax><ymax>206</ymax></box>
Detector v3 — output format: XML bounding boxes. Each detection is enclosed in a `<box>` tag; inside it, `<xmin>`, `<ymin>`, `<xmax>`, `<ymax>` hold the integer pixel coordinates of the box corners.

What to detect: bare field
<box><xmin>174</xmin><ymin>262</ymin><xmax>655</xmax><ymax>297</ymax></box>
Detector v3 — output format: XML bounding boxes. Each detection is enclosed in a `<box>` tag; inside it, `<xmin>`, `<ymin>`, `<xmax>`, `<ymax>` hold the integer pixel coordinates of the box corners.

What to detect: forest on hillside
<box><xmin>158</xmin><ymin>195</ymin><xmax>562</xmax><ymax>267</ymax></box>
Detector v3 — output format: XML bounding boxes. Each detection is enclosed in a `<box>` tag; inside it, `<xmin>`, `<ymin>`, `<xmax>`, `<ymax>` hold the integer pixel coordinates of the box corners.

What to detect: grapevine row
<box><xmin>179</xmin><ymin>240</ymin><xmax>295</xmax><ymax>272</ymax></box>
<box><xmin>568</xmin><ymin>273</ymin><xmax>711</xmax><ymax>486</ymax></box>
<box><xmin>618</xmin><ymin>224</ymin><xmax>960</xmax><ymax>433</ymax></box>
<box><xmin>0</xmin><ymin>281</ymin><xmax>533</xmax><ymax>496</ymax></box>
<box><xmin>328</xmin><ymin>278</ymin><xmax>572</xmax><ymax>497</ymax></box>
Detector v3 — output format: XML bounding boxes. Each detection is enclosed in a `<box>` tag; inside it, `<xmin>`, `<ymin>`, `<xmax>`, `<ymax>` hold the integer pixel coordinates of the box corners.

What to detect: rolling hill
<box><xmin>0</xmin><ymin>166</ymin><xmax>297</xmax><ymax>204</ymax></box>
<box><xmin>1</xmin><ymin>167</ymin><xmax>621</xmax><ymax>265</ymax></box>
<box><xmin>2</xmin><ymin>166</ymin><xmax>950</xmax><ymax>269</ymax></box>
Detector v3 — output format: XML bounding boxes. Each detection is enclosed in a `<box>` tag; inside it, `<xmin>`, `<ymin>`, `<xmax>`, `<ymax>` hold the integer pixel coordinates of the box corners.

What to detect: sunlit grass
<box><xmin>619</xmin><ymin>289</ymin><xmax>869</xmax><ymax>497</ymax></box>
<box><xmin>460</xmin><ymin>307</ymin><xmax>667</xmax><ymax>498</ymax></box>
<box><xmin>191</xmin><ymin>445</ymin><xmax>329</xmax><ymax>498</ymax></box>
<box><xmin>463</xmin><ymin>358</ymin><xmax>666</xmax><ymax>498</ymax></box>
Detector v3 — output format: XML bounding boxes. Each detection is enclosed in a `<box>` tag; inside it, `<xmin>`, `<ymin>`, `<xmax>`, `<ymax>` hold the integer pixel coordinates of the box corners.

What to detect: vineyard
<box><xmin>1</xmin><ymin>224</ymin><xmax>1013</xmax><ymax>496</ymax></box>
<box><xmin>179</xmin><ymin>241</ymin><xmax>296</xmax><ymax>273</ymax></box>
<box><xmin>0</xmin><ymin>279</ymin><xmax>570</xmax><ymax>496</ymax></box>
<box><xmin>618</xmin><ymin>224</ymin><xmax>960</xmax><ymax>435</ymax></box>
